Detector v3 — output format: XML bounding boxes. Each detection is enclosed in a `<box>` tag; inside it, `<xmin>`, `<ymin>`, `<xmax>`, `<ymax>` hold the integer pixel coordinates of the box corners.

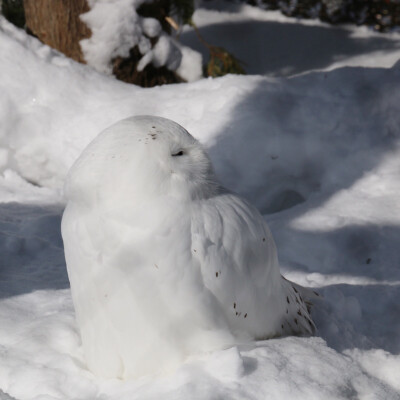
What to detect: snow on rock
<box><xmin>176</xmin><ymin>44</ymin><xmax>204</xmax><ymax>82</ymax></box>
<box><xmin>0</xmin><ymin>2</ymin><xmax>400</xmax><ymax>399</ymax></box>
<box><xmin>141</xmin><ymin>17</ymin><xmax>162</xmax><ymax>38</ymax></box>
<box><xmin>80</xmin><ymin>0</ymin><xmax>143</xmax><ymax>74</ymax></box>
<box><xmin>79</xmin><ymin>0</ymin><xmax>202</xmax><ymax>82</ymax></box>
<box><xmin>137</xmin><ymin>34</ymin><xmax>182</xmax><ymax>71</ymax></box>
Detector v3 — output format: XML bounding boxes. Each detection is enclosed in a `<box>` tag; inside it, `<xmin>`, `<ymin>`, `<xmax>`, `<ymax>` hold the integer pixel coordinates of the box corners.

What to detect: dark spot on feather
<box><xmin>154</xmin><ymin>264</ymin><xmax>159</xmax><ymax>269</ymax></box>
<box><xmin>236</xmin><ymin>312</ymin><xmax>238</xmax><ymax>316</ymax></box>
<box><xmin>294</xmin><ymin>318</ymin><xmax>298</xmax><ymax>325</ymax></box>
<box><xmin>152</xmin><ymin>126</ymin><xmax>156</xmax><ymax>128</ymax></box>
<box><xmin>281</xmin><ymin>324</ymin><xmax>284</xmax><ymax>329</ymax></box>
<box><xmin>262</xmin><ymin>238</ymin><xmax>266</xmax><ymax>242</ymax></box>
<box><xmin>366</xmin><ymin>258</ymin><xmax>371</xmax><ymax>264</ymax></box>
<box><xmin>297</xmin><ymin>310</ymin><xmax>302</xmax><ymax>316</ymax></box>
<box><xmin>234</xmin><ymin>303</ymin><xmax>236</xmax><ymax>309</ymax></box>
<box><xmin>216</xmin><ymin>272</ymin><xmax>218</xmax><ymax>277</ymax></box>
<box><xmin>295</xmin><ymin>297</ymin><xmax>300</xmax><ymax>304</ymax></box>
<box><xmin>286</xmin><ymin>309</ymin><xmax>288</xmax><ymax>314</ymax></box>
<box><xmin>244</xmin><ymin>313</ymin><xmax>247</xmax><ymax>318</ymax></box>
<box><xmin>287</xmin><ymin>297</ymin><xmax>290</xmax><ymax>304</ymax></box>
<box><xmin>193</xmin><ymin>249</ymin><xmax>196</xmax><ymax>252</ymax></box>
<box><xmin>293</xmin><ymin>286</ymin><xmax>298</xmax><ymax>293</ymax></box>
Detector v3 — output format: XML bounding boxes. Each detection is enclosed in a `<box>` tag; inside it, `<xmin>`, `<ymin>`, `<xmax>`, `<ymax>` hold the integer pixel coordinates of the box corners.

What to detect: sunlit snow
<box><xmin>0</xmin><ymin>1</ymin><xmax>400</xmax><ymax>399</ymax></box>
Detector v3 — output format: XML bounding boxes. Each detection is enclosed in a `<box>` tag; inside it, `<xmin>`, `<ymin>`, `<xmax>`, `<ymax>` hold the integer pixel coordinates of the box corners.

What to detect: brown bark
<box><xmin>23</xmin><ymin>0</ymin><xmax>91</xmax><ymax>63</ymax></box>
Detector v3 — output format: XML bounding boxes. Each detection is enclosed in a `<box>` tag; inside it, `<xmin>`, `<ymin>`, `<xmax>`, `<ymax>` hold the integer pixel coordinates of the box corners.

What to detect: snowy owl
<box><xmin>62</xmin><ymin>115</ymin><xmax>315</xmax><ymax>379</ymax></box>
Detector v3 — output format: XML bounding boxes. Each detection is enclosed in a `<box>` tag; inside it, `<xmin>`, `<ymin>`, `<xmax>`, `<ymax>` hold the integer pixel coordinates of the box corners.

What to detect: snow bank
<box><xmin>1</xmin><ymin>3</ymin><xmax>400</xmax><ymax>399</ymax></box>
<box><xmin>1</xmin><ymin>15</ymin><xmax>400</xmax><ymax>212</ymax></box>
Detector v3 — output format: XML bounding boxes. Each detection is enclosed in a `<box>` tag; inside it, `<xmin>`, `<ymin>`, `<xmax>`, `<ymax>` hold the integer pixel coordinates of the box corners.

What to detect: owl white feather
<box><xmin>61</xmin><ymin>116</ymin><xmax>315</xmax><ymax>379</ymax></box>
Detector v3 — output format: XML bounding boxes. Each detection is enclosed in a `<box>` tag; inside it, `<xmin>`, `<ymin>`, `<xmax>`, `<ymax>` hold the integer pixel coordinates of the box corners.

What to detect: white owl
<box><xmin>61</xmin><ymin>116</ymin><xmax>315</xmax><ymax>379</ymax></box>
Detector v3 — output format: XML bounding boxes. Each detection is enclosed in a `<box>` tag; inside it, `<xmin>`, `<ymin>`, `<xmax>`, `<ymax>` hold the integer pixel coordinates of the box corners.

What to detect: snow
<box><xmin>141</xmin><ymin>17</ymin><xmax>162</xmax><ymax>38</ymax></box>
<box><xmin>137</xmin><ymin>34</ymin><xmax>182</xmax><ymax>71</ymax></box>
<box><xmin>80</xmin><ymin>0</ymin><xmax>202</xmax><ymax>81</ymax></box>
<box><xmin>1</xmin><ymin>0</ymin><xmax>400</xmax><ymax>398</ymax></box>
<box><xmin>179</xmin><ymin>1</ymin><xmax>400</xmax><ymax>76</ymax></box>
<box><xmin>80</xmin><ymin>0</ymin><xmax>143</xmax><ymax>74</ymax></box>
<box><xmin>175</xmin><ymin>44</ymin><xmax>203</xmax><ymax>82</ymax></box>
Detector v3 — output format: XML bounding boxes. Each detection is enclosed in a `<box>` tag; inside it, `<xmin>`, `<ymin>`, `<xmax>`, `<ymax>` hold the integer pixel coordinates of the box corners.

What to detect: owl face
<box><xmin>131</xmin><ymin>116</ymin><xmax>218</xmax><ymax>200</ymax></box>
<box><xmin>161</xmin><ymin>130</ymin><xmax>217</xmax><ymax>199</ymax></box>
<box><xmin>66</xmin><ymin>116</ymin><xmax>219</xmax><ymax>206</ymax></box>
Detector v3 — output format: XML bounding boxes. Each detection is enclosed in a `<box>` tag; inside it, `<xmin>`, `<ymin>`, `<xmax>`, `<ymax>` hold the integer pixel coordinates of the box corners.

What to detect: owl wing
<box><xmin>190</xmin><ymin>191</ymin><xmax>314</xmax><ymax>338</ymax></box>
<box><xmin>191</xmin><ymin>192</ymin><xmax>279</xmax><ymax>285</ymax></box>
<box><xmin>190</xmin><ymin>192</ymin><xmax>285</xmax><ymax>337</ymax></box>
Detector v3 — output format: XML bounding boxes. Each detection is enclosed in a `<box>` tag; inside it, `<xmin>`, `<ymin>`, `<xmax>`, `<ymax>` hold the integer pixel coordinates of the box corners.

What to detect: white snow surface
<box><xmin>1</xmin><ymin>1</ymin><xmax>400</xmax><ymax>398</ymax></box>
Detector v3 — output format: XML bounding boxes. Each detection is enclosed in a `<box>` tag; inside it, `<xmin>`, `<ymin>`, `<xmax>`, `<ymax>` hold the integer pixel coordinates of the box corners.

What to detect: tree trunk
<box><xmin>23</xmin><ymin>0</ymin><xmax>91</xmax><ymax>63</ymax></box>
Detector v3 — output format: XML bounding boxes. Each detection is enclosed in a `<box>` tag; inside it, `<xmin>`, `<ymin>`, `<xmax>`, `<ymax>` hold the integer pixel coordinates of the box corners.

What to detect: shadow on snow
<box><xmin>207</xmin><ymin>64</ymin><xmax>400</xmax><ymax>354</ymax></box>
<box><xmin>0</xmin><ymin>203</ymin><xmax>68</xmax><ymax>299</ymax></box>
<box><xmin>180</xmin><ymin>19</ymin><xmax>400</xmax><ymax>76</ymax></box>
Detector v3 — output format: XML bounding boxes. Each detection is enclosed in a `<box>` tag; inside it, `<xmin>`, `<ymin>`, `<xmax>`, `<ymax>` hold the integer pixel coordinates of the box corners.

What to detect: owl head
<box><xmin>65</xmin><ymin>116</ymin><xmax>219</xmax><ymax>207</ymax></box>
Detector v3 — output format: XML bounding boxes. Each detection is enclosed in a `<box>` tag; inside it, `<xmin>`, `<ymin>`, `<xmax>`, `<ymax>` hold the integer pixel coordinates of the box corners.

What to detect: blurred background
<box><xmin>1</xmin><ymin>0</ymin><xmax>400</xmax><ymax>86</ymax></box>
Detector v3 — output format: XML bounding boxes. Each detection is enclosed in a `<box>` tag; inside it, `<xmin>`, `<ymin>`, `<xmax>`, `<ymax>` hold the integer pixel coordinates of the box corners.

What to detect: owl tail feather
<box><xmin>288</xmin><ymin>279</ymin><xmax>321</xmax><ymax>312</ymax></box>
<box><xmin>280</xmin><ymin>276</ymin><xmax>320</xmax><ymax>336</ymax></box>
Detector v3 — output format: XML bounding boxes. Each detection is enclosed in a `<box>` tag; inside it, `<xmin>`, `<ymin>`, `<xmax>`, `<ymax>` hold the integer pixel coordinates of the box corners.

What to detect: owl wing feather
<box><xmin>191</xmin><ymin>191</ymin><xmax>315</xmax><ymax>338</ymax></box>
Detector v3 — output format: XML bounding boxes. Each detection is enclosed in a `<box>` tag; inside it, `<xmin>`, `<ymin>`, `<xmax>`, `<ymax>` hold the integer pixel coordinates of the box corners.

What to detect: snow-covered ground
<box><xmin>181</xmin><ymin>1</ymin><xmax>400</xmax><ymax>76</ymax></box>
<box><xmin>1</xmin><ymin>1</ymin><xmax>400</xmax><ymax>399</ymax></box>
